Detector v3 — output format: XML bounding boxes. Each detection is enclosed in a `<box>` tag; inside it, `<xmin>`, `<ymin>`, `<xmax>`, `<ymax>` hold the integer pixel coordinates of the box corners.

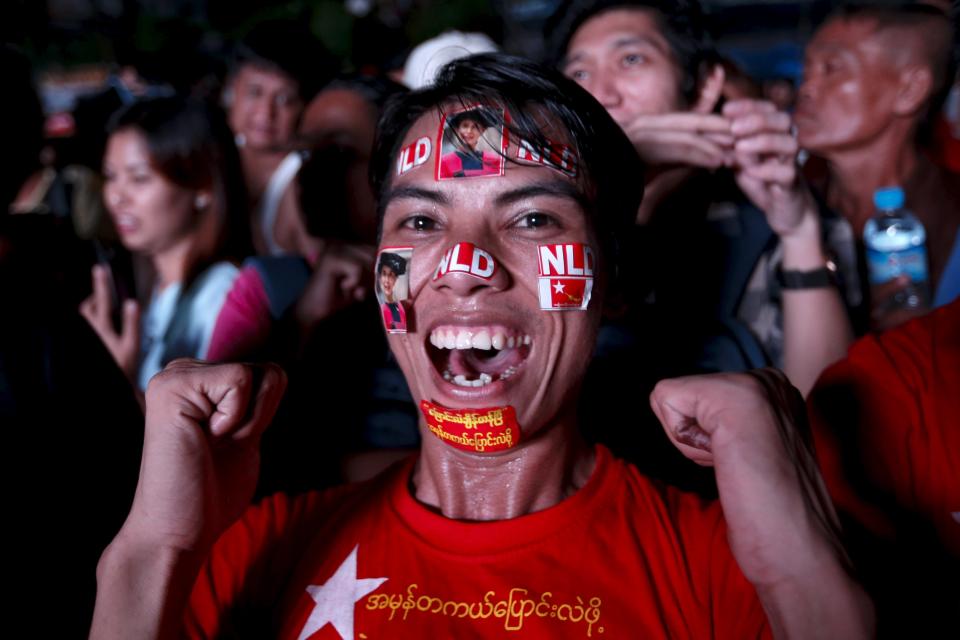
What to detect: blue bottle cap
<box><xmin>874</xmin><ymin>187</ymin><xmax>905</xmax><ymax>210</ymax></box>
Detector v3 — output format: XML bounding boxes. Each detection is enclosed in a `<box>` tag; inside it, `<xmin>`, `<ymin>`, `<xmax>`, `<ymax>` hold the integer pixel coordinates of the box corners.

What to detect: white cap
<box><xmin>402</xmin><ymin>30</ymin><xmax>499</xmax><ymax>90</ymax></box>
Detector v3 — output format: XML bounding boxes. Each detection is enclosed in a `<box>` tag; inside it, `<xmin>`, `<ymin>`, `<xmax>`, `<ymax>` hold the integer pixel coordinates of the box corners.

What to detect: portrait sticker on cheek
<box><xmin>376</xmin><ymin>246</ymin><xmax>413</xmax><ymax>333</ymax></box>
<box><xmin>516</xmin><ymin>139</ymin><xmax>578</xmax><ymax>178</ymax></box>
<box><xmin>420</xmin><ymin>400</ymin><xmax>520</xmax><ymax>453</ymax></box>
<box><xmin>436</xmin><ymin>105</ymin><xmax>508</xmax><ymax>181</ymax></box>
<box><xmin>432</xmin><ymin>242</ymin><xmax>497</xmax><ymax>281</ymax></box>
<box><xmin>397</xmin><ymin>136</ymin><xmax>432</xmax><ymax>177</ymax></box>
<box><xmin>537</xmin><ymin>243</ymin><xmax>595</xmax><ymax>311</ymax></box>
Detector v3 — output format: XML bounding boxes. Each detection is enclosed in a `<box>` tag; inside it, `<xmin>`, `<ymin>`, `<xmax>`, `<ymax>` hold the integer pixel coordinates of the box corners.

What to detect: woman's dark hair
<box><xmin>370</xmin><ymin>52</ymin><xmax>643</xmax><ymax>282</ymax></box>
<box><xmin>107</xmin><ymin>96</ymin><xmax>253</xmax><ymax>280</ymax></box>
<box><xmin>548</xmin><ymin>0</ymin><xmax>715</xmax><ymax>106</ymax></box>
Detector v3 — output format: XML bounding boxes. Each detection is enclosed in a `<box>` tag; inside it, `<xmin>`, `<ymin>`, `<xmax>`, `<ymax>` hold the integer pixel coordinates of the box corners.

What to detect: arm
<box><xmin>650</xmin><ymin>370</ymin><xmax>874</xmax><ymax>639</ymax></box>
<box><xmin>724</xmin><ymin>99</ymin><xmax>853</xmax><ymax>395</ymax></box>
<box><xmin>89</xmin><ymin>360</ymin><xmax>287</xmax><ymax>640</ymax></box>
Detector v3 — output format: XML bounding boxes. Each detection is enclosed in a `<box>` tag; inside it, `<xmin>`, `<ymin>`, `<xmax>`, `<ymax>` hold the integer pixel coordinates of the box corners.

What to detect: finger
<box><xmin>738</xmin><ymin>160</ymin><xmax>797</xmax><ymax>185</ymax></box>
<box><xmin>625</xmin><ymin>112</ymin><xmax>731</xmax><ymax>135</ymax></box>
<box><xmin>722</xmin><ymin>98</ymin><xmax>777</xmax><ymax>118</ymax></box>
<box><xmin>91</xmin><ymin>264</ymin><xmax>114</xmax><ymax>321</ymax></box>
<box><xmin>870</xmin><ymin>275</ymin><xmax>911</xmax><ymax>300</ymax></box>
<box><xmin>649</xmin><ymin>380</ymin><xmax>715</xmax><ymax>466</ymax></box>
<box><xmin>733</xmin><ymin>132</ymin><xmax>798</xmax><ymax>156</ymax></box>
<box><xmin>227</xmin><ymin>363</ymin><xmax>288</xmax><ymax>441</ymax></box>
<box><xmin>79</xmin><ymin>294</ymin><xmax>96</xmax><ymax>323</ymax></box>
<box><xmin>703</xmin><ymin>132</ymin><xmax>735</xmax><ymax>148</ymax></box>
<box><xmin>692</xmin><ymin>64</ymin><xmax>725</xmax><ymax>114</ymax></box>
<box><xmin>730</xmin><ymin>111</ymin><xmax>792</xmax><ymax>137</ymax></box>
<box><xmin>120</xmin><ymin>299</ymin><xmax>141</xmax><ymax>354</ymax></box>
<box><xmin>205</xmin><ymin>365</ymin><xmax>257</xmax><ymax>437</ymax></box>
<box><xmin>631</xmin><ymin>130</ymin><xmax>728</xmax><ymax>167</ymax></box>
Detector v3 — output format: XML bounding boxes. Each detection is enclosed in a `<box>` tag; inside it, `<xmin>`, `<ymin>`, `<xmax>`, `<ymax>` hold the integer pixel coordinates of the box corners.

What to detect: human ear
<box><xmin>894</xmin><ymin>65</ymin><xmax>934</xmax><ymax>116</ymax></box>
<box><xmin>692</xmin><ymin>63</ymin><xmax>725</xmax><ymax>114</ymax></box>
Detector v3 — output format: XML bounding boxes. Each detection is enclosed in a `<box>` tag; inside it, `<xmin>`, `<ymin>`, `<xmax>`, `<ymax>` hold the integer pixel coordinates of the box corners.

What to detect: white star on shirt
<box><xmin>552</xmin><ymin>281</ymin><xmax>566</xmax><ymax>294</ymax></box>
<box><xmin>297</xmin><ymin>545</ymin><xmax>387</xmax><ymax>640</ymax></box>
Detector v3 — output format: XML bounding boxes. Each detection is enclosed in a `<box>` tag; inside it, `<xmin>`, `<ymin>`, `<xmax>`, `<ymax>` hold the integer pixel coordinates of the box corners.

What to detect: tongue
<box><xmin>449</xmin><ymin>347</ymin><xmax>526</xmax><ymax>378</ymax></box>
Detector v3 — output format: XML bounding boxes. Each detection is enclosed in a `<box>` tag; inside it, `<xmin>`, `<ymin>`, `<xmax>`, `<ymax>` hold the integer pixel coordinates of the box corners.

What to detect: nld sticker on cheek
<box><xmin>433</xmin><ymin>242</ymin><xmax>497</xmax><ymax>281</ymax></box>
<box><xmin>420</xmin><ymin>400</ymin><xmax>520</xmax><ymax>453</ymax></box>
<box><xmin>537</xmin><ymin>243</ymin><xmax>595</xmax><ymax>310</ymax></box>
<box><xmin>397</xmin><ymin>136</ymin><xmax>432</xmax><ymax>176</ymax></box>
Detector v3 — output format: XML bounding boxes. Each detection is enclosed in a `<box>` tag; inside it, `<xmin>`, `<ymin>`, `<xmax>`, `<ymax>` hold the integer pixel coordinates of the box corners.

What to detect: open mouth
<box><xmin>427</xmin><ymin>325</ymin><xmax>532</xmax><ymax>389</ymax></box>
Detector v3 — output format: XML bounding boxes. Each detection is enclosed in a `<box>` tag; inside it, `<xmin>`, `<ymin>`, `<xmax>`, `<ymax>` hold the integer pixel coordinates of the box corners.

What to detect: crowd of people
<box><xmin>2</xmin><ymin>0</ymin><xmax>957</xmax><ymax>637</ymax></box>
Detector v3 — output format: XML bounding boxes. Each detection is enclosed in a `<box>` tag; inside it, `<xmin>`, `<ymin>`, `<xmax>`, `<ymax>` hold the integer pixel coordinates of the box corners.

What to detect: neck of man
<box><xmin>411</xmin><ymin>414</ymin><xmax>596</xmax><ymax>521</ymax></box>
<box><xmin>822</xmin><ymin>122</ymin><xmax>921</xmax><ymax>234</ymax></box>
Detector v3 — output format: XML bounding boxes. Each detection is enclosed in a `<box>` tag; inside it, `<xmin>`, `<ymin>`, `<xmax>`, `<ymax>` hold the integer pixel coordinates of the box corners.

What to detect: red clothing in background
<box><xmin>185</xmin><ymin>445</ymin><xmax>770</xmax><ymax>639</ymax></box>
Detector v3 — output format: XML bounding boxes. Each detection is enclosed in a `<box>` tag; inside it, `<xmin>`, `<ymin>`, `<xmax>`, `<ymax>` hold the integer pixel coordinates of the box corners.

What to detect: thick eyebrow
<box><xmin>494</xmin><ymin>180</ymin><xmax>590</xmax><ymax>211</ymax></box>
<box><xmin>381</xmin><ymin>185</ymin><xmax>452</xmax><ymax>208</ymax></box>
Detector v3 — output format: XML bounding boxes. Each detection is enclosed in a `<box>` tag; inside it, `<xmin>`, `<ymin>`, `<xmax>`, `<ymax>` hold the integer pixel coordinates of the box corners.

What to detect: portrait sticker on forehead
<box><xmin>435</xmin><ymin>104</ymin><xmax>508</xmax><ymax>181</ymax></box>
<box><xmin>537</xmin><ymin>243</ymin><xmax>595</xmax><ymax>311</ymax></box>
<box><xmin>516</xmin><ymin>139</ymin><xmax>578</xmax><ymax>178</ymax></box>
<box><xmin>432</xmin><ymin>242</ymin><xmax>497</xmax><ymax>282</ymax></box>
<box><xmin>376</xmin><ymin>246</ymin><xmax>413</xmax><ymax>334</ymax></box>
<box><xmin>396</xmin><ymin>136</ymin><xmax>432</xmax><ymax>177</ymax></box>
<box><xmin>420</xmin><ymin>400</ymin><xmax>521</xmax><ymax>453</ymax></box>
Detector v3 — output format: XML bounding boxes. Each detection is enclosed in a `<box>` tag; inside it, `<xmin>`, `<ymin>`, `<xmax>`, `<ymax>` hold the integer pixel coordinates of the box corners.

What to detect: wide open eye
<box><xmin>402</xmin><ymin>215</ymin><xmax>438</xmax><ymax>232</ymax></box>
<box><xmin>513</xmin><ymin>211</ymin><xmax>558</xmax><ymax>229</ymax></box>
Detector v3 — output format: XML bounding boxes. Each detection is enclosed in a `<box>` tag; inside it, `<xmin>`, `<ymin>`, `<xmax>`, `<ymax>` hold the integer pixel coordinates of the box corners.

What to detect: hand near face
<box><xmin>80</xmin><ymin>264</ymin><xmax>140</xmax><ymax>382</ymax></box>
<box><xmin>619</xmin><ymin>111</ymin><xmax>734</xmax><ymax>169</ymax></box>
<box><xmin>295</xmin><ymin>241</ymin><xmax>375</xmax><ymax>330</ymax></box>
<box><xmin>724</xmin><ymin>99</ymin><xmax>816</xmax><ymax>237</ymax></box>
<box><xmin>650</xmin><ymin>370</ymin><xmax>846</xmax><ymax>589</ymax></box>
<box><xmin>123</xmin><ymin>359</ymin><xmax>286</xmax><ymax>554</ymax></box>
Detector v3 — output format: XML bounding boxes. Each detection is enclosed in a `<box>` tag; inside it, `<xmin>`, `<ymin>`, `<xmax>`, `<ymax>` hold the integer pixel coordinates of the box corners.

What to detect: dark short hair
<box><xmin>370</xmin><ymin>52</ymin><xmax>643</xmax><ymax>282</ymax></box>
<box><xmin>827</xmin><ymin>2</ymin><xmax>957</xmax><ymax>137</ymax></box>
<box><xmin>549</xmin><ymin>0</ymin><xmax>714</xmax><ymax>106</ymax></box>
<box><xmin>230</xmin><ymin>20</ymin><xmax>338</xmax><ymax>102</ymax></box>
<box><xmin>107</xmin><ymin>96</ymin><xmax>252</xmax><ymax>268</ymax></box>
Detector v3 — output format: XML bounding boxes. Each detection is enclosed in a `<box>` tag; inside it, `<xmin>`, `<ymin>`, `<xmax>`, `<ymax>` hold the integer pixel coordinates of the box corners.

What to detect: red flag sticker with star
<box><xmin>537</xmin><ymin>243</ymin><xmax>595</xmax><ymax>311</ymax></box>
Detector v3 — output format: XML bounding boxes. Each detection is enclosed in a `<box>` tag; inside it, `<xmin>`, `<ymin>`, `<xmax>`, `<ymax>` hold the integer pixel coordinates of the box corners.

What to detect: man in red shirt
<box><xmin>90</xmin><ymin>54</ymin><xmax>871</xmax><ymax>639</ymax></box>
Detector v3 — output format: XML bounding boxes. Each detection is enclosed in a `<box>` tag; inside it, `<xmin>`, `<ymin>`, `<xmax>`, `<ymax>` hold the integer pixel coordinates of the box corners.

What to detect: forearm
<box><xmin>779</xmin><ymin>214</ymin><xmax>853</xmax><ymax>396</ymax></box>
<box><xmin>90</xmin><ymin>531</ymin><xmax>205</xmax><ymax>640</ymax></box>
<box><xmin>756</xmin><ymin>536</ymin><xmax>874</xmax><ymax>639</ymax></box>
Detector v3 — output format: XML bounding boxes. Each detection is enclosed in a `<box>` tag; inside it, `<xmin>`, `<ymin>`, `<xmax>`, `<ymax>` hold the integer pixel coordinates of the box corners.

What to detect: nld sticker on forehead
<box><xmin>537</xmin><ymin>243</ymin><xmax>595</xmax><ymax>311</ymax></box>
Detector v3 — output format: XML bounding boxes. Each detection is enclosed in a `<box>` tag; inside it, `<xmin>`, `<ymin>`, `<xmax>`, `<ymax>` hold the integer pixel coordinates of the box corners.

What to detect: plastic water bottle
<box><xmin>863</xmin><ymin>186</ymin><xmax>929</xmax><ymax>309</ymax></box>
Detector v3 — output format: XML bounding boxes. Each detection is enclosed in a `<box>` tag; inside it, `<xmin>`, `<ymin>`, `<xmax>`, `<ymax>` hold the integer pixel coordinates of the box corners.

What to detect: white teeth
<box><xmin>429</xmin><ymin>328</ymin><xmax>527</xmax><ymax>351</ymax></box>
<box><xmin>443</xmin><ymin>370</ymin><xmax>452</xmax><ymax>381</ymax></box>
<box><xmin>499</xmin><ymin>366</ymin><xmax>517</xmax><ymax>381</ymax></box>
<box><xmin>451</xmin><ymin>373</ymin><xmax>495</xmax><ymax>388</ymax></box>
<box><xmin>472</xmin><ymin>330</ymin><xmax>491</xmax><ymax>350</ymax></box>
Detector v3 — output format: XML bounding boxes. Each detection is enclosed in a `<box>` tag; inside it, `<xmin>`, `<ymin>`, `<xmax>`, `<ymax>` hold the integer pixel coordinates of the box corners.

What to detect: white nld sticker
<box><xmin>537</xmin><ymin>243</ymin><xmax>595</xmax><ymax>311</ymax></box>
<box><xmin>433</xmin><ymin>242</ymin><xmax>497</xmax><ymax>281</ymax></box>
<box><xmin>517</xmin><ymin>139</ymin><xmax>578</xmax><ymax>177</ymax></box>
<box><xmin>397</xmin><ymin>137</ymin><xmax>432</xmax><ymax>176</ymax></box>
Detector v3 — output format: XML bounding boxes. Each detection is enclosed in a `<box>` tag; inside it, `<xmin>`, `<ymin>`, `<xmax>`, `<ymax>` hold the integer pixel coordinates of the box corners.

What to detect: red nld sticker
<box><xmin>516</xmin><ymin>139</ymin><xmax>578</xmax><ymax>177</ymax></box>
<box><xmin>397</xmin><ymin>136</ymin><xmax>432</xmax><ymax>176</ymax></box>
<box><xmin>537</xmin><ymin>243</ymin><xmax>595</xmax><ymax>310</ymax></box>
<box><xmin>420</xmin><ymin>400</ymin><xmax>520</xmax><ymax>453</ymax></box>
<box><xmin>433</xmin><ymin>242</ymin><xmax>497</xmax><ymax>281</ymax></box>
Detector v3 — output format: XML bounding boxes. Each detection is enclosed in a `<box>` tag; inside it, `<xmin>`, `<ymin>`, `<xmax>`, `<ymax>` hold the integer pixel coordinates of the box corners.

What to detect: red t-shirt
<box><xmin>808</xmin><ymin>300</ymin><xmax>960</xmax><ymax>556</ymax></box>
<box><xmin>185</xmin><ymin>445</ymin><xmax>770</xmax><ymax>639</ymax></box>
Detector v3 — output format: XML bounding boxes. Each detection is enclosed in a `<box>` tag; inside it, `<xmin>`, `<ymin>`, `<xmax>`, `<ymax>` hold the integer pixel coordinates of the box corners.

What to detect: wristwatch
<box><xmin>777</xmin><ymin>259</ymin><xmax>838</xmax><ymax>290</ymax></box>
